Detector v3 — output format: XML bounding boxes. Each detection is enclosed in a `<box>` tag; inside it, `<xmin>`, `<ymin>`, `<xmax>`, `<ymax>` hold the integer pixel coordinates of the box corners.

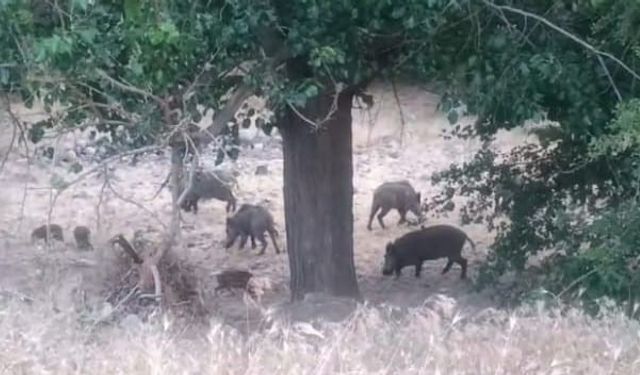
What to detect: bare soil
<box><xmin>0</xmin><ymin>82</ymin><xmax>539</xmax><ymax>330</ymax></box>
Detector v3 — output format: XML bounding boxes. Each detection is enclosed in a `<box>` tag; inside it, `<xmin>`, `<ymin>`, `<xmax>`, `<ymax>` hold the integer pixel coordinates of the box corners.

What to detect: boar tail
<box><xmin>465</xmin><ymin>235</ymin><xmax>476</xmax><ymax>251</ymax></box>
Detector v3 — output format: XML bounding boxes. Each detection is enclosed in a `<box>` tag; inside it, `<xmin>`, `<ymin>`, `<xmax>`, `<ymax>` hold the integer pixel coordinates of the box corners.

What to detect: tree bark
<box><xmin>280</xmin><ymin>91</ymin><xmax>361</xmax><ymax>301</ymax></box>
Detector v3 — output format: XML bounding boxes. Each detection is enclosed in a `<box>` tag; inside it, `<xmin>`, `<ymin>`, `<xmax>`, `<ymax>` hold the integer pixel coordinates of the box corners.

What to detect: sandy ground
<box><xmin>0</xmin><ymin>82</ymin><xmax>539</xmax><ymax>328</ymax></box>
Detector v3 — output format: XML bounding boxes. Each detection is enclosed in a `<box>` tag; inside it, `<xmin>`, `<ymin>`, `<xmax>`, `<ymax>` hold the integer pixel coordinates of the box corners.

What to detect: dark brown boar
<box><xmin>367</xmin><ymin>180</ymin><xmax>422</xmax><ymax>230</ymax></box>
<box><xmin>225</xmin><ymin>204</ymin><xmax>280</xmax><ymax>255</ymax></box>
<box><xmin>382</xmin><ymin>224</ymin><xmax>475</xmax><ymax>279</ymax></box>
<box><xmin>31</xmin><ymin>224</ymin><xmax>64</xmax><ymax>243</ymax></box>
<box><xmin>179</xmin><ymin>170</ymin><xmax>237</xmax><ymax>214</ymax></box>
<box><xmin>73</xmin><ymin>225</ymin><xmax>93</xmax><ymax>251</ymax></box>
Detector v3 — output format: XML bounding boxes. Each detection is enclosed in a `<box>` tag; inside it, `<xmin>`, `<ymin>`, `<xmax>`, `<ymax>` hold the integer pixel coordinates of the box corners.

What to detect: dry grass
<box><xmin>1</xmin><ymin>295</ymin><xmax>639</xmax><ymax>374</ymax></box>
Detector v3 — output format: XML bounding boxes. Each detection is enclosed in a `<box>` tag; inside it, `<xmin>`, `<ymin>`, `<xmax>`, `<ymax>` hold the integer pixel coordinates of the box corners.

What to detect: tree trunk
<box><xmin>280</xmin><ymin>91</ymin><xmax>361</xmax><ymax>301</ymax></box>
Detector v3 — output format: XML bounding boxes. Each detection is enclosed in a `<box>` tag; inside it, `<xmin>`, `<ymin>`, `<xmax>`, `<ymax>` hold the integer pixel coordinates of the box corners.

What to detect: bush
<box><xmin>541</xmin><ymin>198</ymin><xmax>640</xmax><ymax>315</ymax></box>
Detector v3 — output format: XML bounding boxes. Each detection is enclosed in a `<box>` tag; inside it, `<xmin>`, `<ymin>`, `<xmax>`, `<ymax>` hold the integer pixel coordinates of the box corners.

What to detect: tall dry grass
<box><xmin>1</xmin><ymin>294</ymin><xmax>639</xmax><ymax>374</ymax></box>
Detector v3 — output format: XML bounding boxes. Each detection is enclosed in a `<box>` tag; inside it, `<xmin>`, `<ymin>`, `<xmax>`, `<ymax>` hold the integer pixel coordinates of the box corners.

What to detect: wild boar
<box><xmin>382</xmin><ymin>224</ymin><xmax>475</xmax><ymax>279</ymax></box>
<box><xmin>180</xmin><ymin>170</ymin><xmax>237</xmax><ymax>214</ymax></box>
<box><xmin>73</xmin><ymin>225</ymin><xmax>93</xmax><ymax>251</ymax></box>
<box><xmin>31</xmin><ymin>224</ymin><xmax>64</xmax><ymax>243</ymax></box>
<box><xmin>225</xmin><ymin>204</ymin><xmax>280</xmax><ymax>255</ymax></box>
<box><xmin>367</xmin><ymin>180</ymin><xmax>422</xmax><ymax>230</ymax></box>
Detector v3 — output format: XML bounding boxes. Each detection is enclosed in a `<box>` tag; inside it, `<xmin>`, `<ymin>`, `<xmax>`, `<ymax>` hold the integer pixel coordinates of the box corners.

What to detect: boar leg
<box><xmin>267</xmin><ymin>229</ymin><xmax>281</xmax><ymax>254</ymax></box>
<box><xmin>414</xmin><ymin>261</ymin><xmax>423</xmax><ymax>278</ymax></box>
<box><xmin>456</xmin><ymin>256</ymin><xmax>468</xmax><ymax>279</ymax></box>
<box><xmin>250</xmin><ymin>235</ymin><xmax>257</xmax><ymax>249</ymax></box>
<box><xmin>238</xmin><ymin>234</ymin><xmax>249</xmax><ymax>249</ymax></box>
<box><xmin>442</xmin><ymin>259</ymin><xmax>454</xmax><ymax>275</ymax></box>
<box><xmin>397</xmin><ymin>208</ymin><xmax>407</xmax><ymax>225</ymax></box>
<box><xmin>224</xmin><ymin>235</ymin><xmax>237</xmax><ymax>249</ymax></box>
<box><xmin>226</xmin><ymin>199</ymin><xmax>236</xmax><ymax>213</ymax></box>
<box><xmin>367</xmin><ymin>204</ymin><xmax>380</xmax><ymax>230</ymax></box>
<box><xmin>377</xmin><ymin>207</ymin><xmax>391</xmax><ymax>229</ymax></box>
<box><xmin>257</xmin><ymin>233</ymin><xmax>268</xmax><ymax>255</ymax></box>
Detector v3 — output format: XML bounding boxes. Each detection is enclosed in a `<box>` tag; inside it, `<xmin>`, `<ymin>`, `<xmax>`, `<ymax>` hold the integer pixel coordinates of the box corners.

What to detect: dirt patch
<box><xmin>0</xmin><ymin>83</ymin><xmax>534</xmax><ymax>329</ymax></box>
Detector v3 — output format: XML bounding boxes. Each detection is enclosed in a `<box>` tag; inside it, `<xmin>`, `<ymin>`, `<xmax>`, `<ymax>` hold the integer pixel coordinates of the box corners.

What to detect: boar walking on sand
<box><xmin>367</xmin><ymin>180</ymin><xmax>422</xmax><ymax>230</ymax></box>
<box><xmin>225</xmin><ymin>204</ymin><xmax>281</xmax><ymax>255</ymax></box>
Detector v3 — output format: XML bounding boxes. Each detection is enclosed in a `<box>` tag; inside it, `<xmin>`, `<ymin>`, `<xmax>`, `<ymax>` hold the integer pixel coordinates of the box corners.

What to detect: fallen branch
<box><xmin>109</xmin><ymin>234</ymin><xmax>144</xmax><ymax>264</ymax></box>
<box><xmin>149</xmin><ymin>264</ymin><xmax>162</xmax><ymax>298</ymax></box>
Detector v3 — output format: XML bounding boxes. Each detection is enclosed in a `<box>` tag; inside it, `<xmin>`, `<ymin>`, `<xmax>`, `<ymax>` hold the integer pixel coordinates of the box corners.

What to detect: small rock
<box><xmin>120</xmin><ymin>313</ymin><xmax>144</xmax><ymax>331</ymax></box>
<box><xmin>255</xmin><ymin>165</ymin><xmax>269</xmax><ymax>175</ymax></box>
<box><xmin>69</xmin><ymin>162</ymin><xmax>83</xmax><ymax>174</ymax></box>
<box><xmin>97</xmin><ymin>302</ymin><xmax>114</xmax><ymax>321</ymax></box>
<box><xmin>72</xmin><ymin>191</ymin><xmax>91</xmax><ymax>199</ymax></box>
<box><xmin>443</xmin><ymin>201</ymin><xmax>455</xmax><ymax>211</ymax></box>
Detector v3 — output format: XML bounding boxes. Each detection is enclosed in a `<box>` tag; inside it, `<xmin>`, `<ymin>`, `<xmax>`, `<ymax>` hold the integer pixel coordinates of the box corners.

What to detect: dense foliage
<box><xmin>424</xmin><ymin>1</ymin><xmax>640</xmax><ymax>309</ymax></box>
<box><xmin>2</xmin><ymin>0</ymin><xmax>640</xmax><ymax>307</ymax></box>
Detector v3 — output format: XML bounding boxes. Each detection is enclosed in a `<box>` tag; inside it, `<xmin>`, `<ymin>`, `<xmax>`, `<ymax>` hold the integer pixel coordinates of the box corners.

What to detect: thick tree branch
<box><xmin>110</xmin><ymin>234</ymin><xmax>144</xmax><ymax>264</ymax></box>
<box><xmin>95</xmin><ymin>69</ymin><xmax>176</xmax><ymax>124</ymax></box>
<box><xmin>198</xmin><ymin>44</ymin><xmax>290</xmax><ymax>144</ymax></box>
<box><xmin>202</xmin><ymin>83</ymin><xmax>254</xmax><ymax>140</ymax></box>
<box><xmin>597</xmin><ymin>55</ymin><xmax>623</xmax><ymax>102</ymax></box>
<box><xmin>95</xmin><ymin>69</ymin><xmax>165</xmax><ymax>106</ymax></box>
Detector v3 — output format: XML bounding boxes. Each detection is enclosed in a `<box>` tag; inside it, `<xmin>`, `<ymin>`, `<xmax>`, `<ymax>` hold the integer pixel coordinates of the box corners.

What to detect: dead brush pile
<box><xmin>104</xmin><ymin>233</ymin><xmax>207</xmax><ymax>325</ymax></box>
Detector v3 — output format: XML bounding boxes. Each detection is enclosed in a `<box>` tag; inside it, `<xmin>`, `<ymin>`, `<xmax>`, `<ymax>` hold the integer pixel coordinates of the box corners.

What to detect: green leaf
<box><xmin>531</xmin><ymin>112</ymin><xmax>543</xmax><ymax>123</ymax></box>
<box><xmin>391</xmin><ymin>7</ymin><xmax>406</xmax><ymax>19</ymax></box>
<box><xmin>0</xmin><ymin>68</ymin><xmax>9</xmax><ymax>85</ymax></box>
<box><xmin>77</xmin><ymin>27</ymin><xmax>98</xmax><ymax>43</ymax></box>
<box><xmin>29</xmin><ymin>124</ymin><xmax>45</xmax><ymax>144</ymax></box>
<box><xmin>304</xmin><ymin>84</ymin><xmax>319</xmax><ymax>98</ymax></box>
<box><xmin>447</xmin><ymin>110</ymin><xmax>459</xmax><ymax>125</ymax></box>
<box><xmin>124</xmin><ymin>0</ymin><xmax>141</xmax><ymax>21</ymax></box>
<box><xmin>71</xmin><ymin>0</ymin><xmax>90</xmax><ymax>11</ymax></box>
<box><xmin>69</xmin><ymin>162</ymin><xmax>83</xmax><ymax>174</ymax></box>
<box><xmin>51</xmin><ymin>174</ymin><xmax>69</xmax><ymax>190</ymax></box>
<box><xmin>489</xmin><ymin>33</ymin><xmax>506</xmax><ymax>49</ymax></box>
<box><xmin>403</xmin><ymin>16</ymin><xmax>416</xmax><ymax>29</ymax></box>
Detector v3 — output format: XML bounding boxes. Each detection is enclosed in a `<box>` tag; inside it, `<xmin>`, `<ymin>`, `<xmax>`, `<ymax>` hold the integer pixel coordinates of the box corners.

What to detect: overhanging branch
<box><xmin>483</xmin><ymin>0</ymin><xmax>640</xmax><ymax>83</ymax></box>
<box><xmin>197</xmin><ymin>44</ymin><xmax>290</xmax><ymax>145</ymax></box>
